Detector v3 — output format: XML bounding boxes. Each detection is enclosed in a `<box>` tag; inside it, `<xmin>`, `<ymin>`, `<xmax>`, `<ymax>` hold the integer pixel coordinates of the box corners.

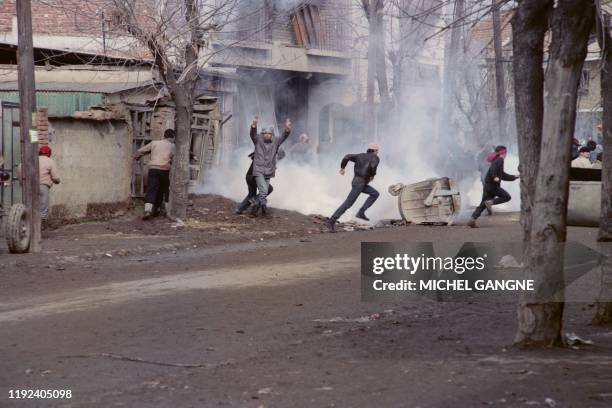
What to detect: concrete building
<box><xmin>0</xmin><ymin>0</ymin><xmax>145</xmax><ymax>57</ymax></box>
<box><xmin>467</xmin><ymin>12</ymin><xmax>604</xmax><ymax>144</ymax></box>
<box><xmin>210</xmin><ymin>0</ymin><xmax>358</xmax><ymax>155</ymax></box>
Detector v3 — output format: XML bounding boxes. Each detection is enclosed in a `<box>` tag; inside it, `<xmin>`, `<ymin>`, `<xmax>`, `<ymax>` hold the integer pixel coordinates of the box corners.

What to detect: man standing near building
<box><xmin>134</xmin><ymin>129</ymin><xmax>175</xmax><ymax>220</ymax></box>
<box><xmin>467</xmin><ymin>145</ymin><xmax>519</xmax><ymax>228</ymax></box>
<box><xmin>325</xmin><ymin>143</ymin><xmax>380</xmax><ymax>232</ymax></box>
<box><xmin>571</xmin><ymin>146</ymin><xmax>593</xmax><ymax>168</ymax></box>
<box><xmin>249</xmin><ymin>116</ymin><xmax>292</xmax><ymax>217</ymax></box>
<box><xmin>38</xmin><ymin>145</ymin><xmax>60</xmax><ymax>224</ymax></box>
<box><xmin>287</xmin><ymin>133</ymin><xmax>313</xmax><ymax>165</ymax></box>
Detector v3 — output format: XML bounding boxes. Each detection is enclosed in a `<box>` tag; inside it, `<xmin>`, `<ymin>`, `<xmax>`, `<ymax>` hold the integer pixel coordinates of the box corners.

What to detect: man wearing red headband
<box><xmin>38</xmin><ymin>145</ymin><xmax>61</xmax><ymax>224</ymax></box>
<box><xmin>468</xmin><ymin>145</ymin><xmax>519</xmax><ymax>228</ymax></box>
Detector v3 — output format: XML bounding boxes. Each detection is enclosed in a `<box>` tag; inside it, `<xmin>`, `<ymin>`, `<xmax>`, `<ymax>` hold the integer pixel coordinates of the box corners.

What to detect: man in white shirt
<box><xmin>134</xmin><ymin>129</ymin><xmax>175</xmax><ymax>219</ymax></box>
<box><xmin>571</xmin><ymin>147</ymin><xmax>592</xmax><ymax>169</ymax></box>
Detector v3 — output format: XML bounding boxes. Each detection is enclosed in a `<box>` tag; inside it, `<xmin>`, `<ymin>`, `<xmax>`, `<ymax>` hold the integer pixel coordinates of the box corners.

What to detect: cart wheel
<box><xmin>6</xmin><ymin>203</ymin><xmax>31</xmax><ymax>254</ymax></box>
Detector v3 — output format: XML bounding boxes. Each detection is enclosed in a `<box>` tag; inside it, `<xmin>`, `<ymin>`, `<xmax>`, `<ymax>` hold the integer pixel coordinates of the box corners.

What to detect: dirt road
<box><xmin>1</xmin><ymin>213</ymin><xmax>611</xmax><ymax>407</ymax></box>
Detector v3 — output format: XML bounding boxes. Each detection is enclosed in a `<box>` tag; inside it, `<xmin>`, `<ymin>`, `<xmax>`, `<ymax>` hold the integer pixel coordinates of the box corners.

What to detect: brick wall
<box><xmin>36</xmin><ymin>107</ymin><xmax>49</xmax><ymax>145</ymax></box>
<box><xmin>0</xmin><ymin>0</ymin><xmax>155</xmax><ymax>37</ymax></box>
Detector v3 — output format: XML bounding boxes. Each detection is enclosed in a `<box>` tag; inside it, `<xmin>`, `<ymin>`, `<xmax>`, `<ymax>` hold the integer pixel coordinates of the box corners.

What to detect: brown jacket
<box><xmin>135</xmin><ymin>139</ymin><xmax>175</xmax><ymax>170</ymax></box>
<box><xmin>39</xmin><ymin>155</ymin><xmax>60</xmax><ymax>187</ymax></box>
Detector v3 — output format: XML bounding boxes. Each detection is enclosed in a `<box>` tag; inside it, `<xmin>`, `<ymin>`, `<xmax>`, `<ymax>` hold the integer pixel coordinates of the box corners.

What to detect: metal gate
<box><xmin>0</xmin><ymin>101</ymin><xmax>22</xmax><ymax>210</ymax></box>
<box><xmin>130</xmin><ymin>106</ymin><xmax>154</xmax><ymax>198</ymax></box>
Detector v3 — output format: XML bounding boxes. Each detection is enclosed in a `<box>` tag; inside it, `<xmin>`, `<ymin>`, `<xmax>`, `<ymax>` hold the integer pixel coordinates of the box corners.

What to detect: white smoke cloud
<box><xmin>197</xmin><ymin>62</ymin><xmax>521</xmax><ymax>223</ymax></box>
<box><xmin>197</xmin><ymin>144</ymin><xmax>520</xmax><ymax>223</ymax></box>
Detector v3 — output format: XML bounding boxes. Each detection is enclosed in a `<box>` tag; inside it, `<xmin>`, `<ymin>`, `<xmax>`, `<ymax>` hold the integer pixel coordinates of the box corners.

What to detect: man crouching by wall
<box><xmin>249</xmin><ymin>116</ymin><xmax>292</xmax><ymax>217</ymax></box>
<box><xmin>39</xmin><ymin>145</ymin><xmax>60</xmax><ymax>226</ymax></box>
<box><xmin>134</xmin><ymin>129</ymin><xmax>176</xmax><ymax>220</ymax></box>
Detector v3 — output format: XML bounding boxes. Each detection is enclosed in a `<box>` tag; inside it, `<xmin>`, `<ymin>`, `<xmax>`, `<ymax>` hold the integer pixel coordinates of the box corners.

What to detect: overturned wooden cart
<box><xmin>389</xmin><ymin>177</ymin><xmax>461</xmax><ymax>225</ymax></box>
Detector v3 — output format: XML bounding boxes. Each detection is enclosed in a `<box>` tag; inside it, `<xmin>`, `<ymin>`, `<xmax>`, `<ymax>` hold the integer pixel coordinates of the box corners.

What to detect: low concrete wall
<box><xmin>47</xmin><ymin>118</ymin><xmax>132</xmax><ymax>219</ymax></box>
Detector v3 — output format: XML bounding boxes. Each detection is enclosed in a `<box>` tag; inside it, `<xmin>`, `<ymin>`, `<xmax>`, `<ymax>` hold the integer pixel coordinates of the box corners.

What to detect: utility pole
<box><xmin>16</xmin><ymin>0</ymin><xmax>41</xmax><ymax>253</ymax></box>
<box><xmin>491</xmin><ymin>0</ymin><xmax>507</xmax><ymax>142</ymax></box>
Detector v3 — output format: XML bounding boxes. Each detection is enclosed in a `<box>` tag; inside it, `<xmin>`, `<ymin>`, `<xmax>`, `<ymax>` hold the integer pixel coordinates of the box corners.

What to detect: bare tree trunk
<box><xmin>389</xmin><ymin>51</ymin><xmax>401</xmax><ymax>109</ymax></box>
<box><xmin>166</xmin><ymin>0</ymin><xmax>201</xmax><ymax>220</ymax></box>
<box><xmin>373</xmin><ymin>1</ymin><xmax>390</xmax><ymax>105</ymax></box>
<box><xmin>438</xmin><ymin>0</ymin><xmax>464</xmax><ymax>145</ymax></box>
<box><xmin>365</xmin><ymin>0</ymin><xmax>377</xmax><ymax>138</ymax></box>
<box><xmin>593</xmin><ymin>15</ymin><xmax>612</xmax><ymax>325</ymax></box>
<box><xmin>168</xmin><ymin>93</ymin><xmax>192</xmax><ymax>220</ymax></box>
<box><xmin>511</xmin><ymin>0</ymin><xmax>551</xmax><ymax>244</ymax></box>
<box><xmin>515</xmin><ymin>0</ymin><xmax>594</xmax><ymax>347</ymax></box>
<box><xmin>593</xmin><ymin>248</ymin><xmax>612</xmax><ymax>325</ymax></box>
<box><xmin>491</xmin><ymin>0</ymin><xmax>507</xmax><ymax>141</ymax></box>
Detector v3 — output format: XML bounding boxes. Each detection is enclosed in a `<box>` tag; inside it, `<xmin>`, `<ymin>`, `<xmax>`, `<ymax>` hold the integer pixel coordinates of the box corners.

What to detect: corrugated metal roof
<box><xmin>0</xmin><ymin>80</ymin><xmax>157</xmax><ymax>93</ymax></box>
<box><xmin>0</xmin><ymin>92</ymin><xmax>104</xmax><ymax>117</ymax></box>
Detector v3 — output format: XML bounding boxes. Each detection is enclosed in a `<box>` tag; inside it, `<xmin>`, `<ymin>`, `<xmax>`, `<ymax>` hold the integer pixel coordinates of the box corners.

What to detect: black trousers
<box><xmin>472</xmin><ymin>182</ymin><xmax>511</xmax><ymax>219</ymax></box>
<box><xmin>331</xmin><ymin>178</ymin><xmax>379</xmax><ymax>221</ymax></box>
<box><xmin>237</xmin><ymin>174</ymin><xmax>273</xmax><ymax>212</ymax></box>
<box><xmin>145</xmin><ymin>169</ymin><xmax>170</xmax><ymax>211</ymax></box>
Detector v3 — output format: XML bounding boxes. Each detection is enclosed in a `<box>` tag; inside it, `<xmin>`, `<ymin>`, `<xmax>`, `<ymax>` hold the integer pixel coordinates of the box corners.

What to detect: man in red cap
<box><xmin>468</xmin><ymin>145</ymin><xmax>518</xmax><ymax>228</ymax></box>
<box><xmin>38</xmin><ymin>145</ymin><xmax>60</xmax><ymax>223</ymax></box>
<box><xmin>325</xmin><ymin>143</ymin><xmax>380</xmax><ymax>232</ymax></box>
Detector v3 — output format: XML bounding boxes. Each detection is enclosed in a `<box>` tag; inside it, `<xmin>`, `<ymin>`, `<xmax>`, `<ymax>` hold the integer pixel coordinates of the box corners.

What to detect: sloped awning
<box><xmin>0</xmin><ymin>80</ymin><xmax>158</xmax><ymax>94</ymax></box>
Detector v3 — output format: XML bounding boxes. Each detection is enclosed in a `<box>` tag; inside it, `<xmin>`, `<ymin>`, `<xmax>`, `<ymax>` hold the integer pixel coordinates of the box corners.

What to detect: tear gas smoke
<box><xmin>197</xmin><ymin>78</ymin><xmax>520</xmax><ymax>223</ymax></box>
<box><xmin>198</xmin><ymin>128</ymin><xmax>520</xmax><ymax>224</ymax></box>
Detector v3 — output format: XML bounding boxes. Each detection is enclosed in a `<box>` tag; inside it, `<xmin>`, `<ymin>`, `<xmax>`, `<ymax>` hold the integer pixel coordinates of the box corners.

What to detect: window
<box><xmin>291</xmin><ymin>4</ymin><xmax>324</xmax><ymax>48</ymax></box>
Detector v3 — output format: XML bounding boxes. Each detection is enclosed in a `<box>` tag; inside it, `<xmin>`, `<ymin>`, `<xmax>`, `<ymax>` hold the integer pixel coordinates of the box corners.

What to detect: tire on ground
<box><xmin>6</xmin><ymin>203</ymin><xmax>30</xmax><ymax>253</ymax></box>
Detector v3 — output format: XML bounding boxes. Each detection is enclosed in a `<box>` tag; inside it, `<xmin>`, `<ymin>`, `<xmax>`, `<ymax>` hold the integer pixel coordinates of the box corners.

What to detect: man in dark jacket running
<box><xmin>250</xmin><ymin>116</ymin><xmax>292</xmax><ymax>216</ymax></box>
<box><xmin>467</xmin><ymin>145</ymin><xmax>519</xmax><ymax>228</ymax></box>
<box><xmin>325</xmin><ymin>143</ymin><xmax>380</xmax><ymax>232</ymax></box>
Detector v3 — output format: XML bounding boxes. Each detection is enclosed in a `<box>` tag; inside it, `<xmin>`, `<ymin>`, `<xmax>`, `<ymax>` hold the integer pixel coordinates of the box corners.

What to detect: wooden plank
<box><xmin>291</xmin><ymin>14</ymin><xmax>304</xmax><ymax>47</ymax></box>
<box><xmin>193</xmin><ymin>104</ymin><xmax>215</xmax><ymax>111</ymax></box>
<box><xmin>300</xmin><ymin>7</ymin><xmax>316</xmax><ymax>47</ymax></box>
<box><xmin>309</xmin><ymin>5</ymin><xmax>326</xmax><ymax>46</ymax></box>
<box><xmin>302</xmin><ymin>6</ymin><xmax>320</xmax><ymax>48</ymax></box>
<box><xmin>294</xmin><ymin>9</ymin><xmax>309</xmax><ymax>48</ymax></box>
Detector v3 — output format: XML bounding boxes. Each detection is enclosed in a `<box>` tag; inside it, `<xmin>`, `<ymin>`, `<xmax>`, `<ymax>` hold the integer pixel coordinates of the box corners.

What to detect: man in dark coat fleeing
<box><xmin>467</xmin><ymin>145</ymin><xmax>519</xmax><ymax>228</ymax></box>
<box><xmin>325</xmin><ymin>143</ymin><xmax>380</xmax><ymax>232</ymax></box>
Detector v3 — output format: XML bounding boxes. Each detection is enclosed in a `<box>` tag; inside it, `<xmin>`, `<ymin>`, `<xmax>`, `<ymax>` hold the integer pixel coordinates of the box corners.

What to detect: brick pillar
<box><xmin>36</xmin><ymin>107</ymin><xmax>49</xmax><ymax>145</ymax></box>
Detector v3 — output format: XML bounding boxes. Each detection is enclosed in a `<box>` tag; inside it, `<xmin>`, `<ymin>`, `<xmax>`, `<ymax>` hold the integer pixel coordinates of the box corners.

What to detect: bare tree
<box><xmin>438</xmin><ymin>0</ymin><xmax>464</xmax><ymax>146</ymax></box>
<box><xmin>107</xmin><ymin>0</ymin><xmax>239</xmax><ymax>219</ymax></box>
<box><xmin>515</xmin><ymin>0</ymin><xmax>594</xmax><ymax>347</ymax></box>
<box><xmin>455</xmin><ymin>60</ymin><xmax>497</xmax><ymax>146</ymax></box>
<box><xmin>491</xmin><ymin>0</ymin><xmax>507</xmax><ymax>141</ymax></box>
<box><xmin>361</xmin><ymin>0</ymin><xmax>389</xmax><ymax>136</ymax></box>
<box><xmin>511</xmin><ymin>0</ymin><xmax>551</xmax><ymax>249</ymax></box>
<box><xmin>593</xmin><ymin>11</ymin><xmax>612</xmax><ymax>325</ymax></box>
